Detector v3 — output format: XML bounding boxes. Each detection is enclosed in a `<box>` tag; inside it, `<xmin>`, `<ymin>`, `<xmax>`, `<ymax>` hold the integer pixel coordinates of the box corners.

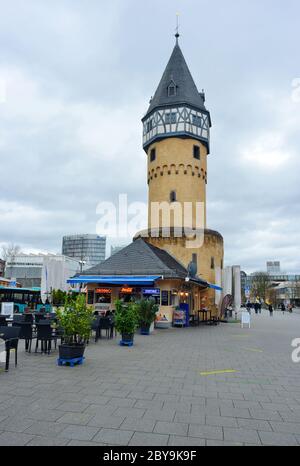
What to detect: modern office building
<box><xmin>267</xmin><ymin>261</ymin><xmax>281</xmax><ymax>274</ymax></box>
<box><xmin>5</xmin><ymin>253</ymin><xmax>81</xmax><ymax>290</ymax></box>
<box><xmin>62</xmin><ymin>234</ymin><xmax>106</xmax><ymax>268</ymax></box>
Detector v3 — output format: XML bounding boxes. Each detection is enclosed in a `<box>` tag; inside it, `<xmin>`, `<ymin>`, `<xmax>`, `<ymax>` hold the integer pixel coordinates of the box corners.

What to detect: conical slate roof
<box><xmin>81</xmin><ymin>238</ymin><xmax>188</xmax><ymax>278</ymax></box>
<box><xmin>146</xmin><ymin>43</ymin><xmax>206</xmax><ymax>115</ymax></box>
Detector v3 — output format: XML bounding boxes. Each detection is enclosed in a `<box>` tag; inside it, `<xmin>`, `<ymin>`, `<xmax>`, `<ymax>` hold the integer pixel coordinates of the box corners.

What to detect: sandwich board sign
<box><xmin>1</xmin><ymin>302</ymin><xmax>14</xmax><ymax>318</ymax></box>
<box><xmin>241</xmin><ymin>311</ymin><xmax>251</xmax><ymax>328</ymax></box>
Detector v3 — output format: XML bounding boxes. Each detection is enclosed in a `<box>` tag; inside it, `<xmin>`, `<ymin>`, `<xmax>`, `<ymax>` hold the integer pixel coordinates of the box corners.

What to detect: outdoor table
<box><xmin>197</xmin><ymin>309</ymin><xmax>207</xmax><ymax>324</ymax></box>
<box><xmin>197</xmin><ymin>309</ymin><xmax>212</xmax><ymax>324</ymax></box>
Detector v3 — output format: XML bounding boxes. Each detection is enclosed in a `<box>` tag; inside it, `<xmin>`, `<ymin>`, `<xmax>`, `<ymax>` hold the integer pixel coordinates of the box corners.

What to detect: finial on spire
<box><xmin>175</xmin><ymin>13</ymin><xmax>180</xmax><ymax>44</ymax></box>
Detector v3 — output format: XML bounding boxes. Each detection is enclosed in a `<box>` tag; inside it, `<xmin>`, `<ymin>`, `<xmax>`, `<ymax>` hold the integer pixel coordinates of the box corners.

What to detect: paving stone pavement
<box><xmin>0</xmin><ymin>310</ymin><xmax>300</xmax><ymax>446</ymax></box>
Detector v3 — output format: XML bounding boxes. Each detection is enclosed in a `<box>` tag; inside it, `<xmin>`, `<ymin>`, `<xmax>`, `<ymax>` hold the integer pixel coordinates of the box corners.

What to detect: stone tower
<box><xmin>136</xmin><ymin>35</ymin><xmax>224</xmax><ymax>297</ymax></box>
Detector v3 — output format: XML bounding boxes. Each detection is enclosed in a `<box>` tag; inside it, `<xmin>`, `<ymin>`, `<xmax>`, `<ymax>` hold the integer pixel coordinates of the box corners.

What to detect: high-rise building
<box><xmin>267</xmin><ymin>261</ymin><xmax>281</xmax><ymax>274</ymax></box>
<box><xmin>62</xmin><ymin>234</ymin><xmax>106</xmax><ymax>268</ymax></box>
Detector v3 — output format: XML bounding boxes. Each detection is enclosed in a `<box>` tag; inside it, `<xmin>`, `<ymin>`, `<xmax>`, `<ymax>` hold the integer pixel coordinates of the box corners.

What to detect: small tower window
<box><xmin>165</xmin><ymin>112</ymin><xmax>177</xmax><ymax>124</ymax></box>
<box><xmin>167</xmin><ymin>81</ymin><xmax>176</xmax><ymax>97</ymax></box>
<box><xmin>146</xmin><ymin>119</ymin><xmax>153</xmax><ymax>133</ymax></box>
<box><xmin>211</xmin><ymin>257</ymin><xmax>215</xmax><ymax>270</ymax></box>
<box><xmin>170</xmin><ymin>191</ymin><xmax>177</xmax><ymax>203</ymax></box>
<box><xmin>150</xmin><ymin>148</ymin><xmax>156</xmax><ymax>162</ymax></box>
<box><xmin>193</xmin><ymin>146</ymin><xmax>200</xmax><ymax>160</ymax></box>
<box><xmin>192</xmin><ymin>114</ymin><xmax>202</xmax><ymax>127</ymax></box>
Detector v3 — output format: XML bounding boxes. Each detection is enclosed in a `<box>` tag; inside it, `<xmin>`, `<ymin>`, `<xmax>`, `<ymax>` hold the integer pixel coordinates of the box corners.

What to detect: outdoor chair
<box><xmin>23</xmin><ymin>313</ymin><xmax>34</xmax><ymax>324</ymax></box>
<box><xmin>13</xmin><ymin>314</ymin><xmax>24</xmax><ymax>323</ymax></box>
<box><xmin>0</xmin><ymin>325</ymin><xmax>21</xmax><ymax>371</ymax></box>
<box><xmin>0</xmin><ymin>315</ymin><xmax>8</xmax><ymax>326</ymax></box>
<box><xmin>91</xmin><ymin>316</ymin><xmax>101</xmax><ymax>342</ymax></box>
<box><xmin>35</xmin><ymin>323</ymin><xmax>57</xmax><ymax>355</ymax></box>
<box><xmin>99</xmin><ymin>317</ymin><xmax>112</xmax><ymax>339</ymax></box>
<box><xmin>34</xmin><ymin>313</ymin><xmax>46</xmax><ymax>324</ymax></box>
<box><xmin>13</xmin><ymin>322</ymin><xmax>35</xmax><ymax>353</ymax></box>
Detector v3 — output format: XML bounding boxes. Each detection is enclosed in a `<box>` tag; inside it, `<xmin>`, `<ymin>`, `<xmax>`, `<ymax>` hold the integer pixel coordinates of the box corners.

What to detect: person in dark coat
<box><xmin>281</xmin><ymin>303</ymin><xmax>286</xmax><ymax>314</ymax></box>
<box><xmin>268</xmin><ymin>304</ymin><xmax>273</xmax><ymax>316</ymax></box>
<box><xmin>258</xmin><ymin>301</ymin><xmax>262</xmax><ymax>314</ymax></box>
<box><xmin>254</xmin><ymin>302</ymin><xmax>259</xmax><ymax>314</ymax></box>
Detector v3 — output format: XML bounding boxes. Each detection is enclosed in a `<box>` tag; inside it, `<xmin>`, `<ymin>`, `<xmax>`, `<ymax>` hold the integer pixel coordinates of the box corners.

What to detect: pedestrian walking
<box><xmin>254</xmin><ymin>301</ymin><xmax>259</xmax><ymax>315</ymax></box>
<box><xmin>258</xmin><ymin>300</ymin><xmax>262</xmax><ymax>314</ymax></box>
<box><xmin>246</xmin><ymin>300</ymin><xmax>251</xmax><ymax>314</ymax></box>
<box><xmin>268</xmin><ymin>303</ymin><xmax>273</xmax><ymax>317</ymax></box>
<box><xmin>281</xmin><ymin>303</ymin><xmax>285</xmax><ymax>314</ymax></box>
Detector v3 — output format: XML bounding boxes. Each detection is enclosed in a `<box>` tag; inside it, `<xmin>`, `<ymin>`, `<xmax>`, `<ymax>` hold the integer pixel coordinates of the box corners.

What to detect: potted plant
<box><xmin>56</xmin><ymin>294</ymin><xmax>94</xmax><ymax>361</ymax></box>
<box><xmin>114</xmin><ymin>300</ymin><xmax>139</xmax><ymax>346</ymax></box>
<box><xmin>137</xmin><ymin>299</ymin><xmax>159</xmax><ymax>335</ymax></box>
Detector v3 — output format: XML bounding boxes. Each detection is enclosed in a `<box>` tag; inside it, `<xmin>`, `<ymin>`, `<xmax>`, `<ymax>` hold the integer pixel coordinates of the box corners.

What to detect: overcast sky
<box><xmin>0</xmin><ymin>0</ymin><xmax>299</xmax><ymax>274</ymax></box>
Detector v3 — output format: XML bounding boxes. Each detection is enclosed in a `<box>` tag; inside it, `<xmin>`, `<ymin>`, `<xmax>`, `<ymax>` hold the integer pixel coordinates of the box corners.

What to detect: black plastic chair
<box><xmin>23</xmin><ymin>313</ymin><xmax>34</xmax><ymax>324</ymax></box>
<box><xmin>13</xmin><ymin>314</ymin><xmax>24</xmax><ymax>323</ymax></box>
<box><xmin>0</xmin><ymin>315</ymin><xmax>8</xmax><ymax>326</ymax></box>
<box><xmin>35</xmin><ymin>323</ymin><xmax>56</xmax><ymax>354</ymax></box>
<box><xmin>35</xmin><ymin>313</ymin><xmax>46</xmax><ymax>324</ymax></box>
<box><xmin>99</xmin><ymin>317</ymin><xmax>112</xmax><ymax>339</ymax></box>
<box><xmin>13</xmin><ymin>322</ymin><xmax>35</xmax><ymax>353</ymax></box>
<box><xmin>0</xmin><ymin>326</ymin><xmax>21</xmax><ymax>371</ymax></box>
<box><xmin>91</xmin><ymin>316</ymin><xmax>101</xmax><ymax>342</ymax></box>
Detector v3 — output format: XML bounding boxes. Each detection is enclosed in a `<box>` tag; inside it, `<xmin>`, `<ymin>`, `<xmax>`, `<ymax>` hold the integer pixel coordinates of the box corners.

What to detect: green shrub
<box><xmin>114</xmin><ymin>300</ymin><xmax>139</xmax><ymax>336</ymax></box>
<box><xmin>137</xmin><ymin>299</ymin><xmax>159</xmax><ymax>327</ymax></box>
<box><xmin>56</xmin><ymin>294</ymin><xmax>94</xmax><ymax>345</ymax></box>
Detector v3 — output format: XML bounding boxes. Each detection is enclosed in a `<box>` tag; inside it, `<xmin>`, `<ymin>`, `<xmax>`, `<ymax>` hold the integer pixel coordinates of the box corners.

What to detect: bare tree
<box><xmin>251</xmin><ymin>272</ymin><xmax>271</xmax><ymax>302</ymax></box>
<box><xmin>1</xmin><ymin>243</ymin><xmax>21</xmax><ymax>278</ymax></box>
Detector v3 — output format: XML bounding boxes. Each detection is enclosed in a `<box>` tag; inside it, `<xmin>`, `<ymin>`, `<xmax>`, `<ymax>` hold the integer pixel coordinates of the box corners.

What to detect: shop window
<box><xmin>87</xmin><ymin>290</ymin><xmax>94</xmax><ymax>305</ymax></box>
<box><xmin>95</xmin><ymin>289</ymin><xmax>112</xmax><ymax>304</ymax></box>
<box><xmin>193</xmin><ymin>145</ymin><xmax>200</xmax><ymax>160</ymax></box>
<box><xmin>150</xmin><ymin>148</ymin><xmax>156</xmax><ymax>162</ymax></box>
<box><xmin>211</xmin><ymin>257</ymin><xmax>215</xmax><ymax>270</ymax></box>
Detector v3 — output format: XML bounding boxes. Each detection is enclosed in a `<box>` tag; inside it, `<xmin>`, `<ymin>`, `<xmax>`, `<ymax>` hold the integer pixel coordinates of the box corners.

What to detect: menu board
<box><xmin>1</xmin><ymin>302</ymin><xmax>14</xmax><ymax>318</ymax></box>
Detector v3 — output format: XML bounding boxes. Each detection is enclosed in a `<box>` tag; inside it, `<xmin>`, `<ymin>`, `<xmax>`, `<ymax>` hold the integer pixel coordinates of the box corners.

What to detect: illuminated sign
<box><xmin>95</xmin><ymin>288</ymin><xmax>112</xmax><ymax>294</ymax></box>
<box><xmin>120</xmin><ymin>287</ymin><xmax>133</xmax><ymax>294</ymax></box>
<box><xmin>142</xmin><ymin>288</ymin><xmax>160</xmax><ymax>295</ymax></box>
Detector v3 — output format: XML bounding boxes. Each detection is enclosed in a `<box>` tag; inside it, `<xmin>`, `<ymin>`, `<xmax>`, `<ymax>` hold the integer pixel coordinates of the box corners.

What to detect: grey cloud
<box><xmin>0</xmin><ymin>0</ymin><xmax>299</xmax><ymax>273</ymax></box>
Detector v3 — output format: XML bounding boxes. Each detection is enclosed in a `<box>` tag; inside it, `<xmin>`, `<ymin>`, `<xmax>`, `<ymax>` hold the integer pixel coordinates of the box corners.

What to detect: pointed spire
<box><xmin>145</xmin><ymin>41</ymin><xmax>206</xmax><ymax>115</ymax></box>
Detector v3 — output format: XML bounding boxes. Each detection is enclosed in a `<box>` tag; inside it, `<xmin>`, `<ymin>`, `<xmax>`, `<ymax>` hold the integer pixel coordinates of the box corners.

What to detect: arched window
<box><xmin>170</xmin><ymin>191</ymin><xmax>177</xmax><ymax>203</ymax></box>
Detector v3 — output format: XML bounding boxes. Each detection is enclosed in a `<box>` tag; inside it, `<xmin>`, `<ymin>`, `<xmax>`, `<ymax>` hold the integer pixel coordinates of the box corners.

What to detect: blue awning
<box><xmin>67</xmin><ymin>275</ymin><xmax>162</xmax><ymax>286</ymax></box>
<box><xmin>208</xmin><ymin>283</ymin><xmax>223</xmax><ymax>291</ymax></box>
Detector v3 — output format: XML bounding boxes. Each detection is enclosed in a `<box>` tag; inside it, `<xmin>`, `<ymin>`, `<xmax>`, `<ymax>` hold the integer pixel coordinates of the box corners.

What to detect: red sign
<box><xmin>120</xmin><ymin>287</ymin><xmax>133</xmax><ymax>294</ymax></box>
<box><xmin>95</xmin><ymin>288</ymin><xmax>112</xmax><ymax>294</ymax></box>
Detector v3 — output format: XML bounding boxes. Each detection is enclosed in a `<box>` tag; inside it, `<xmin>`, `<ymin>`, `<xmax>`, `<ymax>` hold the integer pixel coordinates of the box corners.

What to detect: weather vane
<box><xmin>175</xmin><ymin>12</ymin><xmax>180</xmax><ymax>43</ymax></box>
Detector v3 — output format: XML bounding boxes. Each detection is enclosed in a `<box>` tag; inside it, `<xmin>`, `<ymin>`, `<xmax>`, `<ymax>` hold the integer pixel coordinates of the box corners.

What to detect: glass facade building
<box><xmin>62</xmin><ymin>234</ymin><xmax>106</xmax><ymax>268</ymax></box>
